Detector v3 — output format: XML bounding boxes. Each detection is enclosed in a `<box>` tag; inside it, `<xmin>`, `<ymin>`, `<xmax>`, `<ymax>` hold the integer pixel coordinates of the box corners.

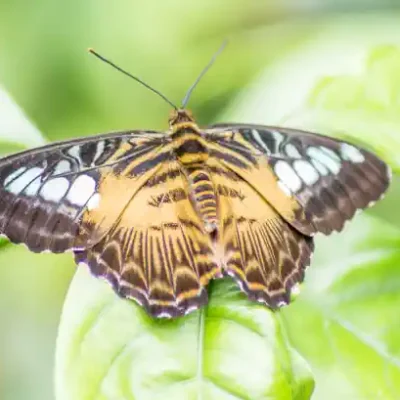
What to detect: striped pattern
<box><xmin>210</xmin><ymin>158</ymin><xmax>314</xmax><ymax>307</ymax></box>
<box><xmin>185</xmin><ymin>166</ymin><xmax>217</xmax><ymax>233</ymax></box>
<box><xmin>210</xmin><ymin>124</ymin><xmax>391</xmax><ymax>235</ymax></box>
<box><xmin>76</xmin><ymin>161</ymin><xmax>220</xmax><ymax>317</ymax></box>
<box><xmin>0</xmin><ymin>109</ymin><xmax>391</xmax><ymax>318</ymax></box>
<box><xmin>0</xmin><ymin>131</ymin><xmax>166</xmax><ymax>252</ymax></box>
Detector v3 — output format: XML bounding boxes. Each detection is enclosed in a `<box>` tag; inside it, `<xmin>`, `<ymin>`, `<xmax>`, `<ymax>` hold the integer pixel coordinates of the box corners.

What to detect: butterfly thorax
<box><xmin>169</xmin><ymin>109</ymin><xmax>208</xmax><ymax>164</ymax></box>
<box><xmin>169</xmin><ymin>109</ymin><xmax>217</xmax><ymax>233</ymax></box>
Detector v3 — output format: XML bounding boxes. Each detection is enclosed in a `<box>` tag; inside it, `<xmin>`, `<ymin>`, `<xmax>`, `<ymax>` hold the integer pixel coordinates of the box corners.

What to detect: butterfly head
<box><xmin>169</xmin><ymin>109</ymin><xmax>195</xmax><ymax>127</ymax></box>
<box><xmin>169</xmin><ymin>109</ymin><xmax>201</xmax><ymax>137</ymax></box>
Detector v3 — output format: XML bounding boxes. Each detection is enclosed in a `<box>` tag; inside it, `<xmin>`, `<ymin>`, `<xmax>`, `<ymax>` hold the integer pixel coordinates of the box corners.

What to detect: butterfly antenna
<box><xmin>181</xmin><ymin>40</ymin><xmax>228</xmax><ymax>108</ymax></box>
<box><xmin>88</xmin><ymin>48</ymin><xmax>178</xmax><ymax>110</ymax></box>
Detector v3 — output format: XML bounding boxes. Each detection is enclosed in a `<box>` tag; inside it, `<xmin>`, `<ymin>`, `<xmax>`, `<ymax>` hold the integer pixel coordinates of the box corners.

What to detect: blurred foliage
<box><xmin>1</xmin><ymin>2</ymin><xmax>400</xmax><ymax>400</ymax></box>
<box><xmin>0</xmin><ymin>1</ymin><xmax>317</xmax><ymax>141</ymax></box>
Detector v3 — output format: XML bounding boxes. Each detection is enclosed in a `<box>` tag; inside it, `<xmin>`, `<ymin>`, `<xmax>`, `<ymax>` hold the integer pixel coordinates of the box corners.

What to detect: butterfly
<box><xmin>0</xmin><ymin>46</ymin><xmax>391</xmax><ymax>318</ymax></box>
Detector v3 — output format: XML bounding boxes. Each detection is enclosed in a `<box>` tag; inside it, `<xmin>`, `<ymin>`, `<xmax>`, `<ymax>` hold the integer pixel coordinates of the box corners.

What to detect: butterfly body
<box><xmin>168</xmin><ymin>110</ymin><xmax>219</xmax><ymax>234</ymax></box>
<box><xmin>0</xmin><ymin>108</ymin><xmax>391</xmax><ymax>317</ymax></box>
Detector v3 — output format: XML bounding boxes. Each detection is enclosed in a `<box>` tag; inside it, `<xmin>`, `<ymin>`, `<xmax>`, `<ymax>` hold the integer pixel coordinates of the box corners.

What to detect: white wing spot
<box><xmin>93</xmin><ymin>141</ymin><xmax>106</xmax><ymax>164</ymax></box>
<box><xmin>157</xmin><ymin>312</ymin><xmax>173</xmax><ymax>319</ymax></box>
<box><xmin>307</xmin><ymin>147</ymin><xmax>341</xmax><ymax>175</ymax></box>
<box><xmin>320</xmin><ymin>146</ymin><xmax>341</xmax><ymax>162</ymax></box>
<box><xmin>276</xmin><ymin>300</ymin><xmax>288</xmax><ymax>307</ymax></box>
<box><xmin>130</xmin><ymin>295</ymin><xmax>144</xmax><ymax>307</ymax></box>
<box><xmin>270</xmin><ymin>130</ymin><xmax>284</xmax><ymax>153</ymax></box>
<box><xmin>340</xmin><ymin>143</ymin><xmax>365</xmax><ymax>163</ymax></box>
<box><xmin>6</xmin><ymin>167</ymin><xmax>44</xmax><ymax>195</ymax></box>
<box><xmin>24</xmin><ymin>179</ymin><xmax>42</xmax><ymax>196</ymax></box>
<box><xmin>274</xmin><ymin>161</ymin><xmax>302</xmax><ymax>192</ymax></box>
<box><xmin>236</xmin><ymin>280</ymin><xmax>244</xmax><ymax>291</ymax></box>
<box><xmin>87</xmin><ymin>193</ymin><xmax>101</xmax><ymax>211</ymax></box>
<box><xmin>184</xmin><ymin>305</ymin><xmax>200</xmax><ymax>315</ymax></box>
<box><xmin>67</xmin><ymin>175</ymin><xmax>96</xmax><ymax>206</ymax></box>
<box><xmin>277</xmin><ymin>180</ymin><xmax>292</xmax><ymax>196</ymax></box>
<box><xmin>4</xmin><ymin>167</ymin><xmax>27</xmax><ymax>186</ymax></box>
<box><xmin>40</xmin><ymin>177</ymin><xmax>69</xmax><ymax>202</ymax></box>
<box><xmin>67</xmin><ymin>146</ymin><xmax>81</xmax><ymax>159</ymax></box>
<box><xmin>251</xmin><ymin>129</ymin><xmax>271</xmax><ymax>154</ymax></box>
<box><xmin>53</xmin><ymin>160</ymin><xmax>71</xmax><ymax>175</ymax></box>
<box><xmin>285</xmin><ymin>143</ymin><xmax>302</xmax><ymax>159</ymax></box>
<box><xmin>310</xmin><ymin>158</ymin><xmax>329</xmax><ymax>176</ymax></box>
<box><xmin>293</xmin><ymin>160</ymin><xmax>319</xmax><ymax>186</ymax></box>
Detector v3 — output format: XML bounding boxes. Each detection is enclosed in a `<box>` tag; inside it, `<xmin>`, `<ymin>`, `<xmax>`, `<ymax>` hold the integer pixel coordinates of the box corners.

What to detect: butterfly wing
<box><xmin>206</xmin><ymin>124</ymin><xmax>391</xmax><ymax>235</ymax></box>
<box><xmin>75</xmin><ymin>161</ymin><xmax>220</xmax><ymax>317</ymax></box>
<box><xmin>208</xmin><ymin>159</ymin><xmax>313</xmax><ymax>307</ymax></box>
<box><xmin>0</xmin><ymin>130</ymin><xmax>167</xmax><ymax>252</ymax></box>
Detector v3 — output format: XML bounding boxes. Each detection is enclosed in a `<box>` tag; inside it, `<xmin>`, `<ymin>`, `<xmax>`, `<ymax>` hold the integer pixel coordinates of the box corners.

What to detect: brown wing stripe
<box><xmin>211</xmin><ymin>161</ymin><xmax>314</xmax><ymax>308</ymax></box>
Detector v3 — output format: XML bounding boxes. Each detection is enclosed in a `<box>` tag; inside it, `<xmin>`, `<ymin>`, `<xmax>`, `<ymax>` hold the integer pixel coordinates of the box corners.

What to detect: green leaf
<box><xmin>281</xmin><ymin>212</ymin><xmax>400</xmax><ymax>399</ymax></box>
<box><xmin>55</xmin><ymin>273</ymin><xmax>314</xmax><ymax>400</ymax></box>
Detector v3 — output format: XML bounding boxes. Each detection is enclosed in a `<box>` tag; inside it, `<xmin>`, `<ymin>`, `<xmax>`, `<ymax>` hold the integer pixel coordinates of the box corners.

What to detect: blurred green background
<box><xmin>1</xmin><ymin>1</ymin><xmax>400</xmax><ymax>400</ymax></box>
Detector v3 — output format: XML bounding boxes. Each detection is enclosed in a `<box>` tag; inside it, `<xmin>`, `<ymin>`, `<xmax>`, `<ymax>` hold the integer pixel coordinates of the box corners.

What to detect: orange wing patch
<box><xmin>76</xmin><ymin>161</ymin><xmax>221</xmax><ymax>317</ymax></box>
<box><xmin>78</xmin><ymin>162</ymin><xmax>160</xmax><ymax>247</ymax></box>
<box><xmin>211</xmin><ymin>160</ymin><xmax>314</xmax><ymax>307</ymax></box>
<box><xmin>207</xmin><ymin>134</ymin><xmax>316</xmax><ymax>236</ymax></box>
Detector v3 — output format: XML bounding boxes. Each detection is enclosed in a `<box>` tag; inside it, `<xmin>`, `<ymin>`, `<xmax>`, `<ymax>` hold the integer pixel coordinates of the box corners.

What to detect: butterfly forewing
<box><xmin>0</xmin><ymin>131</ymin><xmax>166</xmax><ymax>253</ymax></box>
<box><xmin>207</xmin><ymin>124</ymin><xmax>391</xmax><ymax>235</ymax></box>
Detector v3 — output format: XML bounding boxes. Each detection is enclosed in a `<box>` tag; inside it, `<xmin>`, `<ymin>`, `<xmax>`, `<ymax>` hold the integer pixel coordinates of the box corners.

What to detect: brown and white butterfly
<box><xmin>0</xmin><ymin>106</ymin><xmax>390</xmax><ymax>317</ymax></box>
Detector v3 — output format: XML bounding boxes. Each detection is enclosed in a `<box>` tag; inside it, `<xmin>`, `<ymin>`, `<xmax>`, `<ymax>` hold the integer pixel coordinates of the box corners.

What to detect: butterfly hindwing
<box><xmin>207</xmin><ymin>124</ymin><xmax>391</xmax><ymax>235</ymax></box>
<box><xmin>0</xmin><ymin>131</ymin><xmax>166</xmax><ymax>252</ymax></box>
<box><xmin>208</xmin><ymin>159</ymin><xmax>313</xmax><ymax>306</ymax></box>
<box><xmin>75</xmin><ymin>161</ymin><xmax>221</xmax><ymax>317</ymax></box>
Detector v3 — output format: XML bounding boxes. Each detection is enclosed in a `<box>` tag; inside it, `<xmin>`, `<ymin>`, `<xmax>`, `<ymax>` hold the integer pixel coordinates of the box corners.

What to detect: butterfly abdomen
<box><xmin>185</xmin><ymin>166</ymin><xmax>218</xmax><ymax>233</ymax></box>
<box><xmin>171</xmin><ymin>123</ymin><xmax>218</xmax><ymax>232</ymax></box>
